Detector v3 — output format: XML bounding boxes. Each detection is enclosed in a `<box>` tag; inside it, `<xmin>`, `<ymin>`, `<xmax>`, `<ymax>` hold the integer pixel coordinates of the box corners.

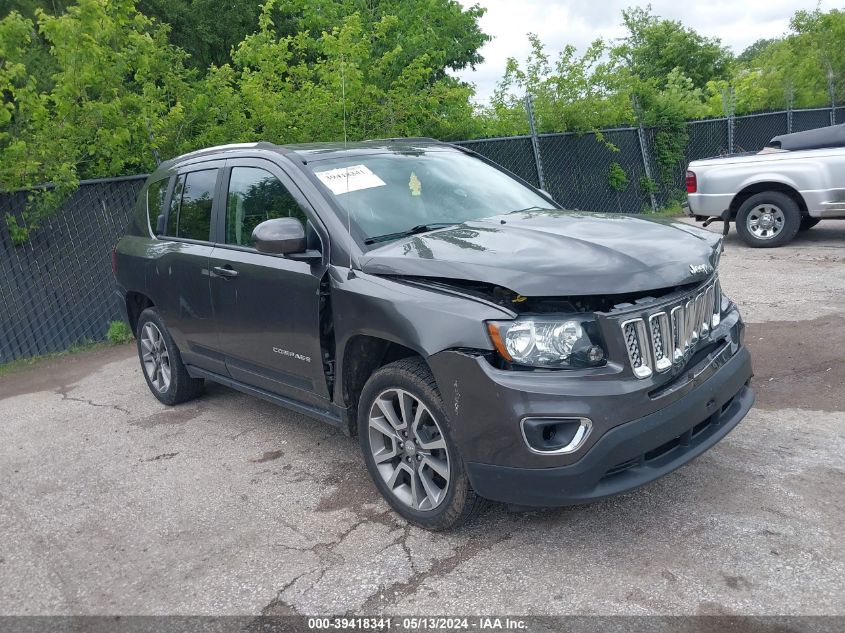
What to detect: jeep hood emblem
<box><xmin>689</xmin><ymin>263</ymin><xmax>713</xmax><ymax>275</ymax></box>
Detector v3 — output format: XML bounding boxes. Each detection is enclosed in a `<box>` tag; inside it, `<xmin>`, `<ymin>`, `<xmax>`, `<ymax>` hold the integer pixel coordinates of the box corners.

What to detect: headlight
<box><xmin>486</xmin><ymin>317</ymin><xmax>606</xmax><ymax>369</ymax></box>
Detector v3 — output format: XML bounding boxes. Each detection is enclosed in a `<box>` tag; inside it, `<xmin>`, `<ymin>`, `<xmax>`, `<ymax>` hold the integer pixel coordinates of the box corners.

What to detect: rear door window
<box><xmin>166</xmin><ymin>169</ymin><xmax>218</xmax><ymax>241</ymax></box>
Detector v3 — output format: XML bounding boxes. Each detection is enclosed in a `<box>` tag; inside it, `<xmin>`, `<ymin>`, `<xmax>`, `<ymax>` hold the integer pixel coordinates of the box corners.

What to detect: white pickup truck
<box><xmin>685</xmin><ymin>123</ymin><xmax>845</xmax><ymax>247</ymax></box>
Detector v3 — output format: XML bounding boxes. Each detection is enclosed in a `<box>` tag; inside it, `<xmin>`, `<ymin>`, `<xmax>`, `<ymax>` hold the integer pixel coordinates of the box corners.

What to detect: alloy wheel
<box><xmin>140</xmin><ymin>322</ymin><xmax>171</xmax><ymax>393</ymax></box>
<box><xmin>747</xmin><ymin>204</ymin><xmax>785</xmax><ymax>240</ymax></box>
<box><xmin>367</xmin><ymin>388</ymin><xmax>451</xmax><ymax>511</ymax></box>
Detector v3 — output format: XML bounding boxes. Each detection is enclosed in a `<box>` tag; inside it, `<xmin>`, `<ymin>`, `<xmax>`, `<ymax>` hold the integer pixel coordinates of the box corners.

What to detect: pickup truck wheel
<box><xmin>358</xmin><ymin>358</ymin><xmax>484</xmax><ymax>530</ymax></box>
<box><xmin>799</xmin><ymin>217</ymin><xmax>821</xmax><ymax>231</ymax></box>
<box><xmin>735</xmin><ymin>192</ymin><xmax>800</xmax><ymax>248</ymax></box>
<box><xmin>136</xmin><ymin>308</ymin><xmax>204</xmax><ymax>405</ymax></box>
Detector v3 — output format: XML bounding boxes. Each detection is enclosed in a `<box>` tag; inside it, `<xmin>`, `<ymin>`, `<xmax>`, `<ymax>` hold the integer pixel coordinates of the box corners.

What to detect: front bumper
<box><xmin>466</xmin><ymin>351</ymin><xmax>753</xmax><ymax>506</ymax></box>
<box><xmin>427</xmin><ymin>310</ymin><xmax>753</xmax><ymax>506</ymax></box>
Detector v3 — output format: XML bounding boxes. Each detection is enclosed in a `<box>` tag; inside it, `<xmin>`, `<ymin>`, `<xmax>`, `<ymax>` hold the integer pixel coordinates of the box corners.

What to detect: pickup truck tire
<box><xmin>358</xmin><ymin>357</ymin><xmax>485</xmax><ymax>530</ymax></box>
<box><xmin>735</xmin><ymin>192</ymin><xmax>801</xmax><ymax>248</ymax></box>
<box><xmin>136</xmin><ymin>308</ymin><xmax>204</xmax><ymax>405</ymax></box>
<box><xmin>799</xmin><ymin>217</ymin><xmax>821</xmax><ymax>231</ymax></box>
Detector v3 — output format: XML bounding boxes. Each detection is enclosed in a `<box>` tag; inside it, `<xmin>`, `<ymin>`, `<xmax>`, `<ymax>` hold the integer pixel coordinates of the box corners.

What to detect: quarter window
<box><xmin>225</xmin><ymin>167</ymin><xmax>307</xmax><ymax>247</ymax></box>
<box><xmin>166</xmin><ymin>169</ymin><xmax>218</xmax><ymax>241</ymax></box>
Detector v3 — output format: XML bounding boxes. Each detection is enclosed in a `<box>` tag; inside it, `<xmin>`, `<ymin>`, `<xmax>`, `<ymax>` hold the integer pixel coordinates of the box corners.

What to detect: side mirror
<box><xmin>252</xmin><ymin>217</ymin><xmax>322</xmax><ymax>263</ymax></box>
<box><xmin>252</xmin><ymin>217</ymin><xmax>307</xmax><ymax>255</ymax></box>
<box><xmin>155</xmin><ymin>214</ymin><xmax>166</xmax><ymax>236</ymax></box>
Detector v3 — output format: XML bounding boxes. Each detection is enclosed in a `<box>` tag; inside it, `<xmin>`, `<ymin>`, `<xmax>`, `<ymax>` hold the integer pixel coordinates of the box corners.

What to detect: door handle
<box><xmin>212</xmin><ymin>265</ymin><xmax>239</xmax><ymax>278</ymax></box>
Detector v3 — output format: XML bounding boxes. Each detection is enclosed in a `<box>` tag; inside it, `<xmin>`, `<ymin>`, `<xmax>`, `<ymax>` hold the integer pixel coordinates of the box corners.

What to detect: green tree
<box><xmin>135</xmin><ymin>0</ymin><xmax>262</xmax><ymax>69</ymax></box>
<box><xmin>1</xmin><ymin>1</ymin><xmax>71</xmax><ymax>18</ymax></box>
<box><xmin>1</xmin><ymin>0</ymin><xmax>492</xmax><ymax>244</ymax></box>
<box><xmin>736</xmin><ymin>38</ymin><xmax>776</xmax><ymax>65</ymax></box>
<box><xmin>612</xmin><ymin>5</ymin><xmax>732</xmax><ymax>91</ymax></box>
<box><xmin>3</xmin><ymin>0</ymin><xmax>263</xmax><ymax>69</ymax></box>
<box><xmin>0</xmin><ymin>0</ymin><xmax>197</xmax><ymax>242</ymax></box>
<box><xmin>483</xmin><ymin>35</ymin><xmax>632</xmax><ymax>136</ymax></box>
<box><xmin>226</xmin><ymin>0</ymin><xmax>484</xmax><ymax>144</ymax></box>
<box><xmin>723</xmin><ymin>8</ymin><xmax>845</xmax><ymax>113</ymax></box>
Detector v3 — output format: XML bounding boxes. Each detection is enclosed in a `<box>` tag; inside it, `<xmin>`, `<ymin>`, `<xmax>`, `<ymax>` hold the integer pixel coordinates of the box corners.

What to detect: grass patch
<box><xmin>107</xmin><ymin>320</ymin><xmax>134</xmax><ymax>344</ymax></box>
<box><xmin>649</xmin><ymin>202</ymin><xmax>687</xmax><ymax>217</ymax></box>
<box><xmin>0</xmin><ymin>323</ymin><xmax>134</xmax><ymax>377</ymax></box>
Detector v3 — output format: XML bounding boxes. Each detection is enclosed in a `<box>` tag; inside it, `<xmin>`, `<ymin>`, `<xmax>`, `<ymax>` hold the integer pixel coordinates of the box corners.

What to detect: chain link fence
<box><xmin>0</xmin><ymin>176</ymin><xmax>145</xmax><ymax>363</ymax></box>
<box><xmin>1</xmin><ymin>104</ymin><xmax>842</xmax><ymax>362</ymax></box>
<box><xmin>454</xmin><ymin>136</ymin><xmax>540</xmax><ymax>187</ymax></box>
<box><xmin>461</xmin><ymin>103</ymin><xmax>844</xmax><ymax>214</ymax></box>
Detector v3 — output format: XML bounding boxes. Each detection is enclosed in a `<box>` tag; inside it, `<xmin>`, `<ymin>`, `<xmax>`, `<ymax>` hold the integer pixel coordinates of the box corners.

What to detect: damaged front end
<box><xmin>386</xmin><ymin>274</ymin><xmax>728</xmax><ymax>378</ymax></box>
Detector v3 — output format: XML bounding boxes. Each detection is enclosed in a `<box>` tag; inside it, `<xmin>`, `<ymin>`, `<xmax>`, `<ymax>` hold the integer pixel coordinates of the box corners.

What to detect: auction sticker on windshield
<box><xmin>315</xmin><ymin>164</ymin><xmax>387</xmax><ymax>195</ymax></box>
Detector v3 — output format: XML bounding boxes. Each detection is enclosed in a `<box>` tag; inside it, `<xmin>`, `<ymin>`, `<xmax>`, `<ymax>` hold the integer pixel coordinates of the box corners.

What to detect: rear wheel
<box><xmin>735</xmin><ymin>192</ymin><xmax>801</xmax><ymax>248</ymax></box>
<box><xmin>799</xmin><ymin>217</ymin><xmax>821</xmax><ymax>231</ymax></box>
<box><xmin>136</xmin><ymin>308</ymin><xmax>204</xmax><ymax>405</ymax></box>
<box><xmin>358</xmin><ymin>358</ymin><xmax>484</xmax><ymax>530</ymax></box>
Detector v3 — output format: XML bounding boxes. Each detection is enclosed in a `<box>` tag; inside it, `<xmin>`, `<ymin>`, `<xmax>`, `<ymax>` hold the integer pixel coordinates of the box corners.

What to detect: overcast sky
<box><xmin>455</xmin><ymin>0</ymin><xmax>842</xmax><ymax>103</ymax></box>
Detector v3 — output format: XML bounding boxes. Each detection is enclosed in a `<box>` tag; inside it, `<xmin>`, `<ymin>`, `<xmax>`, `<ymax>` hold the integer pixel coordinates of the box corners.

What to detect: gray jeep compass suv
<box><xmin>113</xmin><ymin>139</ymin><xmax>754</xmax><ymax>530</ymax></box>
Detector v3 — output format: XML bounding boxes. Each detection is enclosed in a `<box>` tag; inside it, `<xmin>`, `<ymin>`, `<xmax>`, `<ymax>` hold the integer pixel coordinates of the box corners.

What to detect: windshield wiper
<box><xmin>507</xmin><ymin>205</ymin><xmax>557</xmax><ymax>214</ymax></box>
<box><xmin>364</xmin><ymin>223</ymin><xmax>458</xmax><ymax>245</ymax></box>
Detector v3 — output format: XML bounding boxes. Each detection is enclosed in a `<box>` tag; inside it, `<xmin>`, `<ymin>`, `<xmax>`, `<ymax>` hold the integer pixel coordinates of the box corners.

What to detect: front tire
<box><xmin>136</xmin><ymin>308</ymin><xmax>204</xmax><ymax>405</ymax></box>
<box><xmin>735</xmin><ymin>192</ymin><xmax>801</xmax><ymax>248</ymax></box>
<box><xmin>358</xmin><ymin>358</ymin><xmax>484</xmax><ymax>530</ymax></box>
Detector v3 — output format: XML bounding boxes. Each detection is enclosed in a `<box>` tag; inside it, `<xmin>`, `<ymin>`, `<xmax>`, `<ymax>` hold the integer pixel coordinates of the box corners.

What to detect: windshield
<box><xmin>308</xmin><ymin>148</ymin><xmax>553</xmax><ymax>245</ymax></box>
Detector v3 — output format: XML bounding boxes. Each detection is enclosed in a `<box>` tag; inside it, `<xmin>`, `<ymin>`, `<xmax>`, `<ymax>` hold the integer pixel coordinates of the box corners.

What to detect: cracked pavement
<box><xmin>0</xmin><ymin>222</ymin><xmax>843</xmax><ymax>615</ymax></box>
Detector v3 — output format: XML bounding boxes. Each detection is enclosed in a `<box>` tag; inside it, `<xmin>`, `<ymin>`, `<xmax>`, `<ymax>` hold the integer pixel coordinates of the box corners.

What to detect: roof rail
<box><xmin>361</xmin><ymin>137</ymin><xmax>442</xmax><ymax>143</ymax></box>
<box><xmin>172</xmin><ymin>141</ymin><xmax>279</xmax><ymax>161</ymax></box>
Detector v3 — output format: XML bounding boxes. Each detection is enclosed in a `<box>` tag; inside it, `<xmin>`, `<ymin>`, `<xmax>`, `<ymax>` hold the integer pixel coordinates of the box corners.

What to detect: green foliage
<box><xmin>223</xmin><ymin>0</ymin><xmax>486</xmax><ymax>145</ymax></box>
<box><xmin>135</xmin><ymin>0</ymin><xmax>262</xmax><ymax>69</ymax></box>
<box><xmin>639</xmin><ymin>175</ymin><xmax>658</xmax><ymax>195</ymax></box>
<box><xmin>2</xmin><ymin>1</ymin><xmax>844</xmax><ymax>244</ymax></box>
<box><xmin>607</xmin><ymin>162</ymin><xmax>629</xmax><ymax>192</ymax></box>
<box><xmin>613</xmin><ymin>6</ymin><xmax>731</xmax><ymax>90</ymax></box>
<box><xmin>1</xmin><ymin>0</ymin><xmax>490</xmax><ymax>243</ymax></box>
<box><xmin>483</xmin><ymin>35</ymin><xmax>632</xmax><ymax>136</ymax></box>
<box><xmin>650</xmin><ymin>201</ymin><xmax>686</xmax><ymax>217</ymax></box>
<box><xmin>736</xmin><ymin>39</ymin><xmax>777</xmax><ymax>65</ymax></box>
<box><xmin>106</xmin><ymin>320</ymin><xmax>134</xmax><ymax>344</ymax></box>
<box><xmin>1</xmin><ymin>0</ymin><xmax>197</xmax><ymax>241</ymax></box>
<box><xmin>719</xmin><ymin>8</ymin><xmax>845</xmax><ymax>113</ymax></box>
<box><xmin>484</xmin><ymin>5</ymin><xmax>844</xmax><ymax>140</ymax></box>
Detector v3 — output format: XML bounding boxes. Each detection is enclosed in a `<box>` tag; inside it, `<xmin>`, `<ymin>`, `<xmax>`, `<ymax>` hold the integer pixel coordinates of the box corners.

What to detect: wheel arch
<box><xmin>728</xmin><ymin>182</ymin><xmax>808</xmax><ymax>219</ymax></box>
<box><xmin>125</xmin><ymin>291</ymin><xmax>155</xmax><ymax>335</ymax></box>
<box><xmin>337</xmin><ymin>333</ymin><xmax>428</xmax><ymax>436</ymax></box>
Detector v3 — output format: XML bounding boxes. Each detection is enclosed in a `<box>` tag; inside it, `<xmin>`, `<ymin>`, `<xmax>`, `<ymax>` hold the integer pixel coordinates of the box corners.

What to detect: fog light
<box><xmin>520</xmin><ymin>417</ymin><xmax>592</xmax><ymax>455</ymax></box>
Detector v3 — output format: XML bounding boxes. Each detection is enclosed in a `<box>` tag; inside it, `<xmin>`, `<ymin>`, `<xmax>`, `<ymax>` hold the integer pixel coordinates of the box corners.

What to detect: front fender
<box><xmin>330</xmin><ymin>267</ymin><xmax>513</xmax><ymax>401</ymax></box>
<box><xmin>331</xmin><ymin>268</ymin><xmax>511</xmax><ymax>355</ymax></box>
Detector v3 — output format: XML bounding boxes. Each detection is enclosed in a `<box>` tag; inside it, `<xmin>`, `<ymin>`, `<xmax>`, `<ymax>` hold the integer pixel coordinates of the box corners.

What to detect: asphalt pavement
<box><xmin>1</xmin><ymin>221</ymin><xmax>843</xmax><ymax>615</ymax></box>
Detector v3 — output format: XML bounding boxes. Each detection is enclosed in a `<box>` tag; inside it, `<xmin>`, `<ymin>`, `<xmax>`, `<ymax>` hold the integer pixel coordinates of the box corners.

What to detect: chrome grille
<box><xmin>648</xmin><ymin>312</ymin><xmax>672</xmax><ymax>372</ymax></box>
<box><xmin>622</xmin><ymin>319</ymin><xmax>651</xmax><ymax>379</ymax></box>
<box><xmin>619</xmin><ymin>279</ymin><xmax>722</xmax><ymax>379</ymax></box>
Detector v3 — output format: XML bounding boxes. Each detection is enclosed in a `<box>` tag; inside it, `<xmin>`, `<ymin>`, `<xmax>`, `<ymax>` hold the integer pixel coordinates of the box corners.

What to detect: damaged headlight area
<box><xmin>486</xmin><ymin>317</ymin><xmax>607</xmax><ymax>369</ymax></box>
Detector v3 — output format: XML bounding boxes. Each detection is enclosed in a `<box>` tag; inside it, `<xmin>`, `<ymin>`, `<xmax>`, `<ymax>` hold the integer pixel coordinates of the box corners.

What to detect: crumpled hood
<box><xmin>360</xmin><ymin>210</ymin><xmax>722</xmax><ymax>296</ymax></box>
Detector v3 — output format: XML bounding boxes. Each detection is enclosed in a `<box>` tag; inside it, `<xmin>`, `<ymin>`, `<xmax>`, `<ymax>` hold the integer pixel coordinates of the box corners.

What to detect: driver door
<box><xmin>209</xmin><ymin>158</ymin><xmax>331</xmax><ymax>407</ymax></box>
